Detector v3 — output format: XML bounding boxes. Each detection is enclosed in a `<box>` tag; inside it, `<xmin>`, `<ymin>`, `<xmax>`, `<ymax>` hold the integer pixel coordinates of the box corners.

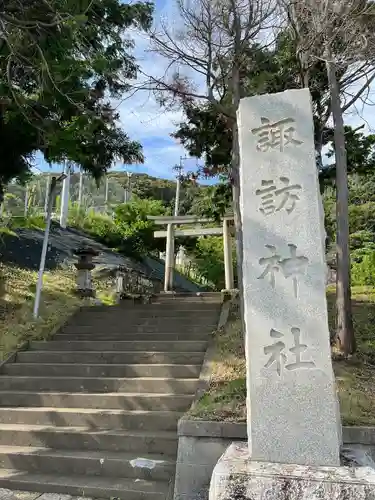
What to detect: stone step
<box><xmin>79</xmin><ymin>303</ymin><xmax>221</xmax><ymax>313</ymax></box>
<box><xmin>0</xmin><ymin>391</ymin><xmax>193</xmax><ymax>411</ymax></box>
<box><xmin>0</xmin><ymin>408</ymin><xmax>182</xmax><ymax>431</ymax></box>
<box><xmin>16</xmin><ymin>351</ymin><xmax>205</xmax><ymax>365</ymax></box>
<box><xmin>59</xmin><ymin>324</ymin><xmax>216</xmax><ymax>334</ymax></box>
<box><xmin>0</xmin><ymin>376</ymin><xmax>198</xmax><ymax>394</ymax></box>
<box><xmin>0</xmin><ymin>424</ymin><xmax>178</xmax><ymax>455</ymax></box>
<box><xmin>3</xmin><ymin>363</ymin><xmax>201</xmax><ymax>379</ymax></box>
<box><xmin>152</xmin><ymin>293</ymin><xmax>221</xmax><ymax>302</ymax></box>
<box><xmin>30</xmin><ymin>340</ymin><xmax>207</xmax><ymax>352</ymax></box>
<box><xmin>53</xmin><ymin>332</ymin><xmax>210</xmax><ymax>341</ymax></box>
<box><xmin>0</xmin><ymin>469</ymin><xmax>169</xmax><ymax>500</ymax></box>
<box><xmin>66</xmin><ymin>313</ymin><xmax>219</xmax><ymax>324</ymax></box>
<box><xmin>0</xmin><ymin>446</ymin><xmax>175</xmax><ymax>481</ymax></box>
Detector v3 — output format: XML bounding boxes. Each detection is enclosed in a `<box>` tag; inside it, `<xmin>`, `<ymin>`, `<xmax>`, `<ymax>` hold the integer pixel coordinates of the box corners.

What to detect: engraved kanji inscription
<box><xmin>258</xmin><ymin>245</ymin><xmax>281</xmax><ymax>290</ymax></box>
<box><xmin>256</xmin><ymin>177</ymin><xmax>302</xmax><ymax>216</ymax></box>
<box><xmin>251</xmin><ymin>117</ymin><xmax>303</xmax><ymax>152</ymax></box>
<box><xmin>258</xmin><ymin>244</ymin><xmax>308</xmax><ymax>297</ymax></box>
<box><xmin>286</xmin><ymin>327</ymin><xmax>316</xmax><ymax>371</ymax></box>
<box><xmin>264</xmin><ymin>329</ymin><xmax>287</xmax><ymax>376</ymax></box>
<box><xmin>264</xmin><ymin>327</ymin><xmax>315</xmax><ymax>376</ymax></box>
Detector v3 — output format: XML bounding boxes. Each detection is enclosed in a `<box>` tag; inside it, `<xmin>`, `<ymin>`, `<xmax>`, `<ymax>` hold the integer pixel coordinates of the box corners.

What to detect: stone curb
<box><xmin>343</xmin><ymin>426</ymin><xmax>375</xmax><ymax>445</ymax></box>
<box><xmin>178</xmin><ymin>419</ymin><xmax>247</xmax><ymax>439</ymax></box>
<box><xmin>189</xmin><ymin>298</ymin><xmax>233</xmax><ymax>407</ymax></box>
<box><xmin>178</xmin><ymin>419</ymin><xmax>375</xmax><ymax>445</ymax></box>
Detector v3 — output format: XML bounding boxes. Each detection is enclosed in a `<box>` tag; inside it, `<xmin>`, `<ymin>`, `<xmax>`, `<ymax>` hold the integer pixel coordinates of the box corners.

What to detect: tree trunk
<box><xmin>231</xmin><ymin>118</ymin><xmax>243</xmax><ymax>289</ymax></box>
<box><xmin>231</xmin><ymin>57</ymin><xmax>246</xmax><ymax>338</ymax></box>
<box><xmin>326</xmin><ymin>58</ymin><xmax>356</xmax><ymax>355</ymax></box>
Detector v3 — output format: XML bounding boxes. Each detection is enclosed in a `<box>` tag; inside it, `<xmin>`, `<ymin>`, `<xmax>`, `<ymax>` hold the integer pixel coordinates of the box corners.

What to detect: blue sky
<box><xmin>34</xmin><ymin>0</ymin><xmax>375</xmax><ymax>180</ymax></box>
<box><xmin>34</xmin><ymin>0</ymin><xmax>192</xmax><ymax>181</ymax></box>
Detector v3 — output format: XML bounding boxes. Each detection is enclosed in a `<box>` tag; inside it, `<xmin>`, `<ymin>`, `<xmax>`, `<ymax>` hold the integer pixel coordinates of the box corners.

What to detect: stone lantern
<box><xmin>74</xmin><ymin>247</ymin><xmax>99</xmax><ymax>297</ymax></box>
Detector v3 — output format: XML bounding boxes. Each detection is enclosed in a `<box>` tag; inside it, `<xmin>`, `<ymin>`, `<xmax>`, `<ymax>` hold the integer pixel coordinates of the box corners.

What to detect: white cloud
<box><xmin>115</xmin><ymin>1</ymin><xmax>375</xmax><ymax>178</ymax></box>
<box><xmin>118</xmin><ymin>91</ymin><xmax>183</xmax><ymax>140</ymax></box>
<box><xmin>114</xmin><ymin>13</ymin><xmax>192</xmax><ymax>177</ymax></box>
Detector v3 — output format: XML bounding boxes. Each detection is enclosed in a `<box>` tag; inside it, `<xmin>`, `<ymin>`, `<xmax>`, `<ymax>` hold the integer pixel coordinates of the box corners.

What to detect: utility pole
<box><xmin>78</xmin><ymin>169</ymin><xmax>84</xmax><ymax>208</ymax></box>
<box><xmin>60</xmin><ymin>162</ymin><xmax>71</xmax><ymax>229</ymax></box>
<box><xmin>24</xmin><ymin>186</ymin><xmax>29</xmax><ymax>217</ymax></box>
<box><xmin>34</xmin><ymin>173</ymin><xmax>66</xmax><ymax>318</ymax></box>
<box><xmin>44</xmin><ymin>174</ymin><xmax>51</xmax><ymax>217</ymax></box>
<box><xmin>165</xmin><ymin>156</ymin><xmax>186</xmax><ymax>292</ymax></box>
<box><xmin>127</xmin><ymin>172</ymin><xmax>133</xmax><ymax>203</ymax></box>
<box><xmin>174</xmin><ymin>157</ymin><xmax>185</xmax><ymax>217</ymax></box>
<box><xmin>104</xmin><ymin>176</ymin><xmax>109</xmax><ymax>210</ymax></box>
<box><xmin>124</xmin><ymin>172</ymin><xmax>133</xmax><ymax>203</ymax></box>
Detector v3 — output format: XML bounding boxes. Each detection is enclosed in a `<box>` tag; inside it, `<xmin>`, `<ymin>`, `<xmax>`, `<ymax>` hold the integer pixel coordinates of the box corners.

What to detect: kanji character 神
<box><xmin>258</xmin><ymin>244</ymin><xmax>309</xmax><ymax>298</ymax></box>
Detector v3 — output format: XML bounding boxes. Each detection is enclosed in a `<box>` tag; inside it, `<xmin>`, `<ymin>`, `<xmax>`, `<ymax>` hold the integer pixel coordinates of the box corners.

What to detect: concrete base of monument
<box><xmin>209</xmin><ymin>442</ymin><xmax>375</xmax><ymax>500</ymax></box>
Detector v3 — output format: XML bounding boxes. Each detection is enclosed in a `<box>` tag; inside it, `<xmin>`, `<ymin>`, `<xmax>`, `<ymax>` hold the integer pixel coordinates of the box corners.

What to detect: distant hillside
<box><xmin>109</xmin><ymin>171</ymin><xmax>208</xmax><ymax>213</ymax></box>
<box><xmin>6</xmin><ymin>171</ymin><xmax>208</xmax><ymax>215</ymax></box>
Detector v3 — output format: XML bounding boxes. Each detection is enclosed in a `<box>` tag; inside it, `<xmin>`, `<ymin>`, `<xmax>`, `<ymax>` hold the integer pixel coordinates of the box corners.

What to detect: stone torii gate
<box><xmin>147</xmin><ymin>214</ymin><xmax>235</xmax><ymax>292</ymax></box>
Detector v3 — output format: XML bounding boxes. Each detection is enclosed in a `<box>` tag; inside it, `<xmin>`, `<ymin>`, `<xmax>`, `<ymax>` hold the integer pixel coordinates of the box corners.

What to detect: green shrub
<box><xmin>323</xmin><ymin>196</ymin><xmax>336</xmax><ymax>246</ymax></box>
<box><xmin>113</xmin><ymin>197</ymin><xmax>168</xmax><ymax>255</ymax></box>
<box><xmin>13</xmin><ymin>213</ymin><xmax>46</xmax><ymax>230</ymax></box>
<box><xmin>190</xmin><ymin>236</ymin><xmax>237</xmax><ymax>290</ymax></box>
<box><xmin>350</xmin><ymin>230</ymin><xmax>375</xmax><ymax>251</ymax></box>
<box><xmin>68</xmin><ymin>206</ymin><xmax>124</xmax><ymax>249</ymax></box>
<box><xmin>352</xmin><ymin>251</ymin><xmax>375</xmax><ymax>286</ymax></box>
<box><xmin>349</xmin><ymin>203</ymin><xmax>375</xmax><ymax>234</ymax></box>
<box><xmin>351</xmin><ymin>245</ymin><xmax>375</xmax><ymax>264</ymax></box>
<box><xmin>83</xmin><ymin>211</ymin><xmax>123</xmax><ymax>248</ymax></box>
<box><xmin>67</xmin><ymin>203</ymin><xmax>87</xmax><ymax>227</ymax></box>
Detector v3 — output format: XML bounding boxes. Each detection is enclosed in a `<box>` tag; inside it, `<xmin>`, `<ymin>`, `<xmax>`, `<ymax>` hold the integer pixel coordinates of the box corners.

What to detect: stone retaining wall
<box><xmin>173</xmin><ymin>419</ymin><xmax>375</xmax><ymax>500</ymax></box>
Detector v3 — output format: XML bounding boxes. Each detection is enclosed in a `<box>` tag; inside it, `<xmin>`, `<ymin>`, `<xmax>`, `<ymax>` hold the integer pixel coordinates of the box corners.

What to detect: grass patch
<box><xmin>327</xmin><ymin>286</ymin><xmax>375</xmax><ymax>364</ymax></box>
<box><xmin>189</xmin><ymin>304</ymin><xmax>246</xmax><ymax>422</ymax></box>
<box><xmin>189</xmin><ymin>287</ymin><xmax>375</xmax><ymax>425</ymax></box>
<box><xmin>0</xmin><ymin>263</ymin><xmax>116</xmax><ymax>359</ymax></box>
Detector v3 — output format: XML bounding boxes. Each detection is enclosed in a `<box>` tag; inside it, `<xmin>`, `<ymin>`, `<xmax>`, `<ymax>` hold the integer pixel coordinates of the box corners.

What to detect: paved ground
<box><xmin>0</xmin><ymin>491</ymin><xmax>97</xmax><ymax>500</ymax></box>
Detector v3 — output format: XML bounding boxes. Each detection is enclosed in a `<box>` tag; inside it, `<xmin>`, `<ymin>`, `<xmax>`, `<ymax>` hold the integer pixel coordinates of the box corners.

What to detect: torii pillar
<box><xmin>164</xmin><ymin>223</ymin><xmax>175</xmax><ymax>292</ymax></box>
<box><xmin>223</xmin><ymin>218</ymin><xmax>234</xmax><ymax>290</ymax></box>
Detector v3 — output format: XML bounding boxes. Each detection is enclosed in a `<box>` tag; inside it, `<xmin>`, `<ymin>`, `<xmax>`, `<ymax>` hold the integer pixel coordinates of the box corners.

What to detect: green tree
<box><xmin>0</xmin><ymin>0</ymin><xmax>153</xmax><ymax>199</ymax></box>
<box><xmin>283</xmin><ymin>0</ymin><xmax>375</xmax><ymax>356</ymax></box>
<box><xmin>114</xmin><ymin>197</ymin><xmax>169</xmax><ymax>256</ymax></box>
<box><xmin>172</xmin><ymin>34</ymin><xmax>330</xmax><ymax>216</ymax></box>
<box><xmin>189</xmin><ymin>235</ymin><xmax>237</xmax><ymax>290</ymax></box>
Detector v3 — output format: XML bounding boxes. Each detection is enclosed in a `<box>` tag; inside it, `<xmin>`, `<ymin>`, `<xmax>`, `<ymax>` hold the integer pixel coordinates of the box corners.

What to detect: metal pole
<box><xmin>168</xmin><ymin>157</ymin><xmax>185</xmax><ymax>290</ymax></box>
<box><xmin>33</xmin><ymin>176</ymin><xmax>60</xmax><ymax>319</ymax></box>
<box><xmin>60</xmin><ymin>163</ymin><xmax>70</xmax><ymax>228</ymax></box>
<box><xmin>174</xmin><ymin>178</ymin><xmax>181</xmax><ymax>217</ymax></box>
<box><xmin>128</xmin><ymin>172</ymin><xmax>133</xmax><ymax>202</ymax></box>
<box><xmin>78</xmin><ymin>170</ymin><xmax>83</xmax><ymax>208</ymax></box>
<box><xmin>24</xmin><ymin>186</ymin><xmax>29</xmax><ymax>217</ymax></box>
<box><xmin>44</xmin><ymin>175</ymin><xmax>51</xmax><ymax>216</ymax></box>
<box><xmin>174</xmin><ymin>158</ymin><xmax>185</xmax><ymax>217</ymax></box>
<box><xmin>105</xmin><ymin>176</ymin><xmax>109</xmax><ymax>207</ymax></box>
<box><xmin>223</xmin><ymin>218</ymin><xmax>234</xmax><ymax>290</ymax></box>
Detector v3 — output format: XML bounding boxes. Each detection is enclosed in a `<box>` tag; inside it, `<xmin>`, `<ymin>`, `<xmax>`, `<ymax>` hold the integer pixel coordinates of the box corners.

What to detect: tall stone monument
<box><xmin>209</xmin><ymin>89</ymin><xmax>375</xmax><ymax>499</ymax></box>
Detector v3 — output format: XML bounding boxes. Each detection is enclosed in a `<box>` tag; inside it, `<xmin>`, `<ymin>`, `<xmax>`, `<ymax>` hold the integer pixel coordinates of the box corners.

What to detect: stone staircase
<box><xmin>0</xmin><ymin>293</ymin><xmax>222</xmax><ymax>499</ymax></box>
